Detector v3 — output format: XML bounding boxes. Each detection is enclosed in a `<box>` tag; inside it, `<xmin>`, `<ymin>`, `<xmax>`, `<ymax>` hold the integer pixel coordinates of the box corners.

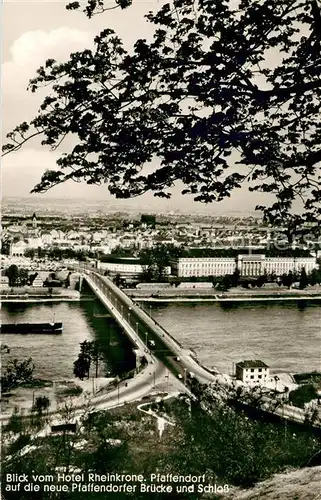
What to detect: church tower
<box><xmin>32</xmin><ymin>212</ymin><xmax>37</xmax><ymax>230</ymax></box>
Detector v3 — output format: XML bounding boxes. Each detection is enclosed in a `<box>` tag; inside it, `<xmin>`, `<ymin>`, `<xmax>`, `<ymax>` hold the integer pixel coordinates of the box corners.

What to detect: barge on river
<box><xmin>1</xmin><ymin>322</ymin><xmax>63</xmax><ymax>334</ymax></box>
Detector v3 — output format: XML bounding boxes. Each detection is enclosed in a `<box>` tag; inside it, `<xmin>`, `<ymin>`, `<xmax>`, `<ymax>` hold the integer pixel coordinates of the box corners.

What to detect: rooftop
<box><xmin>236</xmin><ymin>360</ymin><xmax>269</xmax><ymax>369</ymax></box>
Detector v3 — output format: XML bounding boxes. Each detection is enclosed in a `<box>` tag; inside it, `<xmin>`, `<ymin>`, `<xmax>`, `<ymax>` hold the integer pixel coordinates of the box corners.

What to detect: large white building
<box><xmin>237</xmin><ymin>254</ymin><xmax>317</xmax><ymax>277</ymax></box>
<box><xmin>98</xmin><ymin>260</ymin><xmax>144</xmax><ymax>277</ymax></box>
<box><xmin>9</xmin><ymin>241</ymin><xmax>28</xmax><ymax>257</ymax></box>
<box><xmin>97</xmin><ymin>260</ymin><xmax>171</xmax><ymax>278</ymax></box>
<box><xmin>171</xmin><ymin>257</ymin><xmax>236</xmax><ymax>277</ymax></box>
<box><xmin>171</xmin><ymin>254</ymin><xmax>317</xmax><ymax>278</ymax></box>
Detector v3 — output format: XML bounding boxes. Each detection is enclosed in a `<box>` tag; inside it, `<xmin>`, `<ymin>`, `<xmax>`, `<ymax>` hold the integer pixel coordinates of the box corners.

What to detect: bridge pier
<box><xmin>84</xmin><ymin>274</ymin><xmax>149</xmax><ymax>371</ymax></box>
<box><xmin>78</xmin><ymin>274</ymin><xmax>84</xmax><ymax>292</ymax></box>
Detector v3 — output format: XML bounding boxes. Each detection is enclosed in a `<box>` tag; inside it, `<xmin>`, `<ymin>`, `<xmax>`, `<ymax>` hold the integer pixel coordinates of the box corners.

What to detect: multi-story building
<box><xmin>98</xmin><ymin>260</ymin><xmax>143</xmax><ymax>277</ymax></box>
<box><xmin>32</xmin><ymin>275</ymin><xmax>44</xmax><ymax>288</ymax></box>
<box><xmin>0</xmin><ymin>276</ymin><xmax>9</xmax><ymax>289</ymax></box>
<box><xmin>9</xmin><ymin>241</ymin><xmax>28</xmax><ymax>257</ymax></box>
<box><xmin>235</xmin><ymin>360</ymin><xmax>270</xmax><ymax>384</ymax></box>
<box><xmin>238</xmin><ymin>254</ymin><xmax>317</xmax><ymax>276</ymax></box>
<box><xmin>171</xmin><ymin>254</ymin><xmax>317</xmax><ymax>278</ymax></box>
<box><xmin>237</xmin><ymin>254</ymin><xmax>265</xmax><ymax>276</ymax></box>
<box><xmin>97</xmin><ymin>259</ymin><xmax>171</xmax><ymax>278</ymax></box>
<box><xmin>170</xmin><ymin>257</ymin><xmax>236</xmax><ymax>277</ymax></box>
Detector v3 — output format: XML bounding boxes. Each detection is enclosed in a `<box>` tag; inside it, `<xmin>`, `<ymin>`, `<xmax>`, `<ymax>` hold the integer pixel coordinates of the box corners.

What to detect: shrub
<box><xmin>59</xmin><ymin>386</ymin><xmax>83</xmax><ymax>397</ymax></box>
<box><xmin>32</xmin><ymin>395</ymin><xmax>50</xmax><ymax>414</ymax></box>
<box><xmin>289</xmin><ymin>384</ymin><xmax>319</xmax><ymax>408</ymax></box>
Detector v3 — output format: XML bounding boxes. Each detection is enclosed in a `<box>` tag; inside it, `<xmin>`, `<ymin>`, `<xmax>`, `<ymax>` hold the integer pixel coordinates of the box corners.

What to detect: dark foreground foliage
<box><xmin>3</xmin><ymin>0</ymin><xmax>321</xmax><ymax>236</ymax></box>
<box><xmin>2</xmin><ymin>387</ymin><xmax>320</xmax><ymax>500</ymax></box>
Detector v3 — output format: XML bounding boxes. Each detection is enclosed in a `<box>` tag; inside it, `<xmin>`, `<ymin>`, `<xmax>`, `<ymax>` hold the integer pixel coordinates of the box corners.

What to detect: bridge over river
<box><xmin>83</xmin><ymin>271</ymin><xmax>321</xmax><ymax>431</ymax></box>
<box><xmin>83</xmin><ymin>271</ymin><xmax>214</xmax><ymax>385</ymax></box>
<box><xmin>1</xmin><ymin>270</ymin><xmax>318</xmax><ymax>431</ymax></box>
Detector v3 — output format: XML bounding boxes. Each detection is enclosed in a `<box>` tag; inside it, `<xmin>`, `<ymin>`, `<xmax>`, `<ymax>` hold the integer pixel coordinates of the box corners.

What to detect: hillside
<box><xmin>226</xmin><ymin>466</ymin><xmax>321</xmax><ymax>500</ymax></box>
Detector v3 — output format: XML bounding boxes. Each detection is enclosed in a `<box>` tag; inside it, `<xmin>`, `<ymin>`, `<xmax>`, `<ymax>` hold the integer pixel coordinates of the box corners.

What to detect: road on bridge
<box><xmin>85</xmin><ymin>271</ymin><xmax>320</xmax><ymax>429</ymax></box>
<box><xmin>87</xmin><ymin>271</ymin><xmax>219</xmax><ymax>388</ymax></box>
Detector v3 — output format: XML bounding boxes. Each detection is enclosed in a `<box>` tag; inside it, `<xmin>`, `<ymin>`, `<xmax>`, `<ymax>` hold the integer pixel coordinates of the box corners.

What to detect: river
<box><xmin>0</xmin><ymin>297</ymin><xmax>136</xmax><ymax>380</ymax></box>
<box><xmin>150</xmin><ymin>301</ymin><xmax>320</xmax><ymax>374</ymax></box>
<box><xmin>1</xmin><ymin>297</ymin><xmax>319</xmax><ymax>380</ymax></box>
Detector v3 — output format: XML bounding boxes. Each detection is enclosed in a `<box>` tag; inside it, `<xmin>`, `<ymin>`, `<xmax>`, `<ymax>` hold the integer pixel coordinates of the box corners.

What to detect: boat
<box><xmin>1</xmin><ymin>322</ymin><xmax>63</xmax><ymax>334</ymax></box>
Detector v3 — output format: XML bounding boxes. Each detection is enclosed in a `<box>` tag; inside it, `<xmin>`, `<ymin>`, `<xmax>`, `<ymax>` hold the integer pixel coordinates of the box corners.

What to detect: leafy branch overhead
<box><xmin>3</xmin><ymin>0</ymin><xmax>321</xmax><ymax>232</ymax></box>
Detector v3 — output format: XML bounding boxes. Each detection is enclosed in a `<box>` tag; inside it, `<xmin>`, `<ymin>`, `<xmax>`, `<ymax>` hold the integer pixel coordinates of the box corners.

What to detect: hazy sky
<box><xmin>2</xmin><ymin>0</ymin><xmax>273</xmax><ymax>214</ymax></box>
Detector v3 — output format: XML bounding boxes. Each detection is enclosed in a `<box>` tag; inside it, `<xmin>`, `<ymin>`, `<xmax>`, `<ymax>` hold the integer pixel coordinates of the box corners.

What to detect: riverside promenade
<box><xmin>126</xmin><ymin>287</ymin><xmax>321</xmax><ymax>302</ymax></box>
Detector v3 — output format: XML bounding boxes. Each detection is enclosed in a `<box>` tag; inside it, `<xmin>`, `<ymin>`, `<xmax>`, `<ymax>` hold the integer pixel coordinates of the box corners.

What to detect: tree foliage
<box><xmin>1</xmin><ymin>357</ymin><xmax>35</xmax><ymax>392</ymax></box>
<box><xmin>299</xmin><ymin>266</ymin><xmax>309</xmax><ymax>288</ymax></box>
<box><xmin>167</xmin><ymin>383</ymin><xmax>321</xmax><ymax>488</ymax></box>
<box><xmin>2</xmin><ymin>0</ymin><xmax>321</xmax><ymax>234</ymax></box>
<box><xmin>289</xmin><ymin>383</ymin><xmax>319</xmax><ymax>408</ymax></box>
<box><xmin>4</xmin><ymin>265</ymin><xmax>30</xmax><ymax>286</ymax></box>
<box><xmin>139</xmin><ymin>243</ymin><xmax>184</xmax><ymax>281</ymax></box>
<box><xmin>5</xmin><ymin>264</ymin><xmax>20</xmax><ymax>287</ymax></box>
<box><xmin>1</xmin><ymin>384</ymin><xmax>321</xmax><ymax>499</ymax></box>
<box><xmin>73</xmin><ymin>340</ymin><xmax>104</xmax><ymax>379</ymax></box>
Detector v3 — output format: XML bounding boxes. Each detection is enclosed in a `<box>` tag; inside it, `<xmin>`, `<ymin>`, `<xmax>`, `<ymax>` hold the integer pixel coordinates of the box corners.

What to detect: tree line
<box><xmin>3</xmin><ymin>265</ymin><xmax>70</xmax><ymax>288</ymax></box>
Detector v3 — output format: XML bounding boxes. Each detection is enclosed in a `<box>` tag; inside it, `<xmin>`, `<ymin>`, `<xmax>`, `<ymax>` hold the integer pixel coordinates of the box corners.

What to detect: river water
<box><xmin>1</xmin><ymin>296</ymin><xmax>320</xmax><ymax>380</ymax></box>
<box><xmin>0</xmin><ymin>297</ymin><xmax>136</xmax><ymax>380</ymax></box>
<box><xmin>150</xmin><ymin>301</ymin><xmax>321</xmax><ymax>374</ymax></box>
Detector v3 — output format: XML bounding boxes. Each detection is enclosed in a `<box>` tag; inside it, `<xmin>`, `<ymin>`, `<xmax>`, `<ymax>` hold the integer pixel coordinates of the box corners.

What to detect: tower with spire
<box><xmin>32</xmin><ymin>212</ymin><xmax>37</xmax><ymax>230</ymax></box>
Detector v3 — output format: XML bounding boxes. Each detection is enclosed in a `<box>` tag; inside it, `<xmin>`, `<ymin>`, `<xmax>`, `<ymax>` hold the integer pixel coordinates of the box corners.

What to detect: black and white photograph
<box><xmin>1</xmin><ymin>0</ymin><xmax>321</xmax><ymax>499</ymax></box>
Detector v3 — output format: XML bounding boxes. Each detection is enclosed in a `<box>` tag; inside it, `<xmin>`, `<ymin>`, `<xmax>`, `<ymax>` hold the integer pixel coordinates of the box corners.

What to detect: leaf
<box><xmin>2</xmin><ymin>0</ymin><xmax>320</xmax><ymax>235</ymax></box>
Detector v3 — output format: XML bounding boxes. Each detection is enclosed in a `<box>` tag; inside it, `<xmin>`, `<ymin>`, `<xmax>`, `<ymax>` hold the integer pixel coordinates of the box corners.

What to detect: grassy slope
<box><xmin>226</xmin><ymin>466</ymin><xmax>321</xmax><ymax>500</ymax></box>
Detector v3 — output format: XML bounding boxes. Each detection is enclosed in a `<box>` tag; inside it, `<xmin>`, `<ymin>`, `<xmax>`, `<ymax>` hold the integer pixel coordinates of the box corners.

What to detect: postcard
<box><xmin>1</xmin><ymin>1</ymin><xmax>320</xmax><ymax>499</ymax></box>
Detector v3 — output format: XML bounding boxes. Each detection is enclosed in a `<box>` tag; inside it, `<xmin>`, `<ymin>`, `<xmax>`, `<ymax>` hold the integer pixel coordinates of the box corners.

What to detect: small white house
<box><xmin>0</xmin><ymin>275</ymin><xmax>9</xmax><ymax>288</ymax></box>
<box><xmin>32</xmin><ymin>276</ymin><xmax>44</xmax><ymax>288</ymax></box>
<box><xmin>235</xmin><ymin>360</ymin><xmax>270</xmax><ymax>384</ymax></box>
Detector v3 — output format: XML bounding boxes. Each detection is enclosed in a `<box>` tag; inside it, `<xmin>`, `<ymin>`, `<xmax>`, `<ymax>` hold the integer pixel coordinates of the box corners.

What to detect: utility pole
<box><xmin>284</xmin><ymin>416</ymin><xmax>288</xmax><ymax>443</ymax></box>
<box><xmin>183</xmin><ymin>367</ymin><xmax>187</xmax><ymax>386</ymax></box>
<box><xmin>166</xmin><ymin>370</ymin><xmax>169</xmax><ymax>392</ymax></box>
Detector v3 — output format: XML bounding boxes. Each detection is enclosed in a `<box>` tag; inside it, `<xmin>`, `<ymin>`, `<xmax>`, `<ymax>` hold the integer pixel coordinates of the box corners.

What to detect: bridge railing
<box><xmin>84</xmin><ymin>274</ymin><xmax>145</xmax><ymax>353</ymax></box>
<box><xmin>91</xmin><ymin>271</ymin><xmax>185</xmax><ymax>351</ymax></box>
<box><xmin>136</xmin><ymin>302</ymin><xmax>185</xmax><ymax>349</ymax></box>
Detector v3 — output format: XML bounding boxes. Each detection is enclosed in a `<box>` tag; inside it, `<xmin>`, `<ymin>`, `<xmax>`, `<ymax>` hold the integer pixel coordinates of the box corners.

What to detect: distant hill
<box><xmin>2</xmin><ymin>196</ymin><xmax>258</xmax><ymax>218</ymax></box>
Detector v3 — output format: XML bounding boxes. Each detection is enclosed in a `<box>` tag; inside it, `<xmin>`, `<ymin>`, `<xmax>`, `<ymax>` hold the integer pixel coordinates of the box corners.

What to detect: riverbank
<box><xmin>130</xmin><ymin>294</ymin><xmax>321</xmax><ymax>304</ymax></box>
<box><xmin>0</xmin><ymin>377</ymin><xmax>114</xmax><ymax>418</ymax></box>
<box><xmin>126</xmin><ymin>286</ymin><xmax>321</xmax><ymax>302</ymax></box>
<box><xmin>0</xmin><ymin>287</ymin><xmax>81</xmax><ymax>302</ymax></box>
<box><xmin>133</xmin><ymin>294</ymin><xmax>321</xmax><ymax>303</ymax></box>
